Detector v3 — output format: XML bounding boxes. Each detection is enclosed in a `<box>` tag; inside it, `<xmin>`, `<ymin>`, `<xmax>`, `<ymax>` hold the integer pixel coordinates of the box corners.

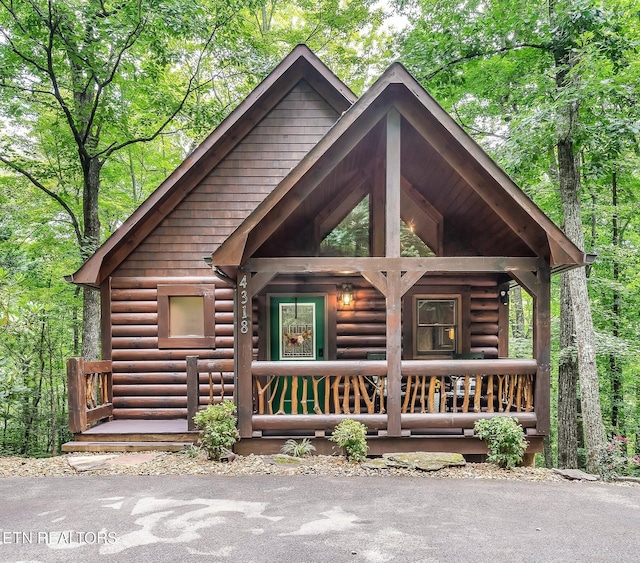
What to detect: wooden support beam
<box><xmin>370</xmin><ymin>149</ymin><xmax>386</xmax><ymax>257</ymax></box>
<box><xmin>510</xmin><ymin>270</ymin><xmax>538</xmax><ymax>298</ymax></box>
<box><xmin>533</xmin><ymin>260</ymin><xmax>551</xmax><ymax>435</ymax></box>
<box><xmin>361</xmin><ymin>270</ymin><xmax>388</xmax><ymax>296</ymax></box>
<box><xmin>101</xmin><ymin>279</ymin><xmax>112</xmax><ymax>361</ymax></box>
<box><xmin>498</xmin><ymin>282</ymin><xmax>510</xmax><ymax>357</ymax></box>
<box><xmin>67</xmin><ymin>358</ymin><xmax>87</xmax><ymax>434</ymax></box>
<box><xmin>246</xmin><ymin>256</ymin><xmax>540</xmax><ymax>274</ymax></box>
<box><xmin>236</xmin><ymin>268</ymin><xmax>254</xmax><ymax>438</ymax></box>
<box><xmin>249</xmin><ymin>272</ymin><xmax>277</xmax><ymax>296</ymax></box>
<box><xmin>386</xmin><ymin>108</ymin><xmax>401</xmax><ymax>258</ymax></box>
<box><xmin>386</xmin><ymin>270</ymin><xmax>402</xmax><ymax>436</ymax></box>
<box><xmin>400</xmin><ymin>270</ymin><xmax>427</xmax><ymax>296</ymax></box>
<box><xmin>315</xmin><ymin>172</ymin><xmax>368</xmax><ymax>241</ymax></box>
<box><xmin>186</xmin><ymin>356</ymin><xmax>199</xmax><ymax>431</ymax></box>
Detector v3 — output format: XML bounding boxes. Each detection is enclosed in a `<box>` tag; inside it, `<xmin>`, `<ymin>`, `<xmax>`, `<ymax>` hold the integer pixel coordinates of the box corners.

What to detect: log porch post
<box><xmin>236</xmin><ymin>267</ymin><xmax>253</xmax><ymax>438</ymax></box>
<box><xmin>534</xmin><ymin>260</ymin><xmax>551</xmax><ymax>435</ymax></box>
<box><xmin>385</xmin><ymin>108</ymin><xmax>402</xmax><ymax>436</ymax></box>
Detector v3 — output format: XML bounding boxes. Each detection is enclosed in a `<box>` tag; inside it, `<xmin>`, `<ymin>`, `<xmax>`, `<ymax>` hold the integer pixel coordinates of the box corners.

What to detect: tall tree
<box><xmin>0</xmin><ymin>0</ymin><xmax>387</xmax><ymax>362</ymax></box>
<box><xmin>0</xmin><ymin>0</ymin><xmax>259</xmax><ymax>359</ymax></box>
<box><xmin>394</xmin><ymin>0</ymin><xmax>639</xmax><ymax>472</ymax></box>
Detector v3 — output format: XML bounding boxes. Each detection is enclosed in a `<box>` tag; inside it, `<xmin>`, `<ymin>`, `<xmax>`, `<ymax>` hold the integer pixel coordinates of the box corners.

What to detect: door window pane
<box><xmin>280</xmin><ymin>302</ymin><xmax>316</xmax><ymax>360</ymax></box>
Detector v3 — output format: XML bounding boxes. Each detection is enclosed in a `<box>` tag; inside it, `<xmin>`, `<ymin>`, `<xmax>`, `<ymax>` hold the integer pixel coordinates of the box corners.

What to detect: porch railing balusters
<box><xmin>67</xmin><ymin>357</ymin><xmax>113</xmax><ymax>434</ymax></box>
<box><xmin>250</xmin><ymin>359</ymin><xmax>537</xmax><ymax>434</ymax></box>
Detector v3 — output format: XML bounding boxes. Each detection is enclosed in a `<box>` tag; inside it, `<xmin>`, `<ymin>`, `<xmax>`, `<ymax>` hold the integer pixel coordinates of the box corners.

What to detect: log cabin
<box><xmin>62</xmin><ymin>45</ymin><xmax>590</xmax><ymax>456</ymax></box>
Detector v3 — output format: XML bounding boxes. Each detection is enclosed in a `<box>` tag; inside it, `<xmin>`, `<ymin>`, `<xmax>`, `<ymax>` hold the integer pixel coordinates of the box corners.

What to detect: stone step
<box><xmin>74</xmin><ymin>432</ymin><xmax>196</xmax><ymax>443</ymax></box>
<box><xmin>62</xmin><ymin>441</ymin><xmax>194</xmax><ymax>453</ymax></box>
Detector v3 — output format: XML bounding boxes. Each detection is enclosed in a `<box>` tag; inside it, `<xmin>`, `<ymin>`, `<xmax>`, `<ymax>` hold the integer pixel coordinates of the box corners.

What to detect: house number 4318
<box><xmin>239</xmin><ymin>275</ymin><xmax>249</xmax><ymax>334</ymax></box>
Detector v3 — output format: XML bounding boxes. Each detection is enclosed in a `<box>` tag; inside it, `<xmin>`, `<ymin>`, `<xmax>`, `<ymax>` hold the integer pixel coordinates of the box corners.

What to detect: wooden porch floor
<box><xmin>62</xmin><ymin>419</ymin><xmax>198</xmax><ymax>453</ymax></box>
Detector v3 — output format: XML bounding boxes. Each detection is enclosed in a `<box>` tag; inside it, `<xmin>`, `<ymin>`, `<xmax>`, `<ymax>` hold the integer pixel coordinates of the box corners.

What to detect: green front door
<box><xmin>270</xmin><ymin>296</ymin><xmax>325</xmax><ymax>414</ymax></box>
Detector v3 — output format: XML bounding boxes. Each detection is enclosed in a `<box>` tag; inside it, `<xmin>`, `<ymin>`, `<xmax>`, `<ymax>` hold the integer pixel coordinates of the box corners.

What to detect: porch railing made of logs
<box><xmin>251</xmin><ymin>358</ymin><xmax>538</xmax><ymax>433</ymax></box>
<box><xmin>67</xmin><ymin>358</ymin><xmax>113</xmax><ymax>433</ymax></box>
<box><xmin>400</xmin><ymin>359</ymin><xmax>536</xmax><ymax>414</ymax></box>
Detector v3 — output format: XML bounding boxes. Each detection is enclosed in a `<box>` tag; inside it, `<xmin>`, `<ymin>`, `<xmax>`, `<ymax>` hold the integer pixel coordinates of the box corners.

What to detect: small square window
<box><xmin>158</xmin><ymin>285</ymin><xmax>215</xmax><ymax>348</ymax></box>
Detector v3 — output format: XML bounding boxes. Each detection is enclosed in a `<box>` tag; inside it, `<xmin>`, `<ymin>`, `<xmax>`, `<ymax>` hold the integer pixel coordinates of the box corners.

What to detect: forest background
<box><xmin>0</xmin><ymin>0</ymin><xmax>638</xmax><ymax>474</ymax></box>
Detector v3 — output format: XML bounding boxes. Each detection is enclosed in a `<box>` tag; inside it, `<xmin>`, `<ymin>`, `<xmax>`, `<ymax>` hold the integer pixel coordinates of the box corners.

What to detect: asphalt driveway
<box><xmin>0</xmin><ymin>475</ymin><xmax>638</xmax><ymax>562</ymax></box>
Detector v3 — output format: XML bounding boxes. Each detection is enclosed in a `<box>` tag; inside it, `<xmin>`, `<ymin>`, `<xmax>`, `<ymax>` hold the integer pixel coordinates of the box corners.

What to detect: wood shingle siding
<box><xmin>115</xmin><ymin>81</ymin><xmax>339</xmax><ymax>278</ymax></box>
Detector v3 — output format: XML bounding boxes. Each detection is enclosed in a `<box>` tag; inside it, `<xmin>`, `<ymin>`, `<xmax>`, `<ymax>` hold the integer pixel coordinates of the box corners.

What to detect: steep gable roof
<box><xmin>211</xmin><ymin>62</ymin><xmax>588</xmax><ymax>272</ymax></box>
<box><xmin>68</xmin><ymin>45</ymin><xmax>356</xmax><ymax>287</ymax></box>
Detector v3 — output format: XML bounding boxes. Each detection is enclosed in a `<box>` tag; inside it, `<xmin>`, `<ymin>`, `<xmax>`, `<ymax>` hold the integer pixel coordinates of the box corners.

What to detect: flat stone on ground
<box><xmin>366</xmin><ymin>452</ymin><xmax>466</xmax><ymax>472</ymax></box>
<box><xmin>553</xmin><ymin>468</ymin><xmax>599</xmax><ymax>481</ymax></box>
<box><xmin>264</xmin><ymin>454</ymin><xmax>305</xmax><ymax>466</ymax></box>
<box><xmin>361</xmin><ymin>458</ymin><xmax>393</xmax><ymax>470</ymax></box>
<box><xmin>67</xmin><ymin>455</ymin><xmax>117</xmax><ymax>472</ymax></box>
<box><xmin>103</xmin><ymin>452</ymin><xmax>161</xmax><ymax>467</ymax></box>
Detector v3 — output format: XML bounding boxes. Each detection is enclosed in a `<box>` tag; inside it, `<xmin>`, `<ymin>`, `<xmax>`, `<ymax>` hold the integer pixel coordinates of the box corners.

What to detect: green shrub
<box><xmin>280</xmin><ymin>438</ymin><xmax>316</xmax><ymax>457</ymax></box>
<box><xmin>193</xmin><ymin>400</ymin><xmax>240</xmax><ymax>461</ymax></box>
<box><xmin>329</xmin><ymin>419</ymin><xmax>368</xmax><ymax>462</ymax></box>
<box><xmin>474</xmin><ymin>416</ymin><xmax>528</xmax><ymax>469</ymax></box>
<box><xmin>180</xmin><ymin>444</ymin><xmax>202</xmax><ymax>458</ymax></box>
<box><xmin>600</xmin><ymin>436</ymin><xmax>640</xmax><ymax>481</ymax></box>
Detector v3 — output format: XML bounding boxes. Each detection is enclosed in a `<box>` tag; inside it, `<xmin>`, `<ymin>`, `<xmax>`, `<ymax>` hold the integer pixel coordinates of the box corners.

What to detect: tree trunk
<box><xmin>610</xmin><ymin>172</ymin><xmax>622</xmax><ymax>430</ymax></box>
<box><xmin>557</xmin><ymin>273</ymin><xmax>578</xmax><ymax>468</ymax></box>
<box><xmin>557</xmin><ymin>138</ymin><xmax>606</xmax><ymax>474</ymax></box>
<box><xmin>80</xmin><ymin>156</ymin><xmax>103</xmax><ymax>361</ymax></box>
<box><xmin>543</xmin><ymin>435</ymin><xmax>553</xmax><ymax>468</ymax></box>
<box><xmin>550</xmin><ymin>0</ymin><xmax>607</xmax><ymax>473</ymax></box>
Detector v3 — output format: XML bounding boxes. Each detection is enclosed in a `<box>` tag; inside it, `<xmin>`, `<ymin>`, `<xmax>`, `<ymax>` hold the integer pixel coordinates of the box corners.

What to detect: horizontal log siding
<box><xmin>114</xmin><ymin>81</ymin><xmax>339</xmax><ymax>278</ymax></box>
<box><xmin>110</xmin><ymin>276</ymin><xmax>236</xmax><ymax>419</ymax></box>
<box><xmin>336</xmin><ymin>279</ymin><xmax>502</xmax><ymax>360</ymax></box>
<box><xmin>469</xmin><ymin>286</ymin><xmax>501</xmax><ymax>358</ymax></box>
<box><xmin>337</xmin><ymin>287</ymin><xmax>386</xmax><ymax>359</ymax></box>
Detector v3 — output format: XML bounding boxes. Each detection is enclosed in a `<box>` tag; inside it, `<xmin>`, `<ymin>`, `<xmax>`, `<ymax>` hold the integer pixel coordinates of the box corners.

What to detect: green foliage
<box><xmin>180</xmin><ymin>444</ymin><xmax>203</xmax><ymax>459</ymax></box>
<box><xmin>329</xmin><ymin>419</ymin><xmax>368</xmax><ymax>462</ymax></box>
<box><xmin>599</xmin><ymin>436</ymin><xmax>640</xmax><ymax>481</ymax></box>
<box><xmin>0</xmin><ymin>0</ymin><xmax>385</xmax><ymax>459</ymax></box>
<box><xmin>474</xmin><ymin>417</ymin><xmax>528</xmax><ymax>469</ymax></box>
<box><xmin>193</xmin><ymin>400</ymin><xmax>240</xmax><ymax>461</ymax></box>
<box><xmin>280</xmin><ymin>438</ymin><xmax>316</xmax><ymax>457</ymax></box>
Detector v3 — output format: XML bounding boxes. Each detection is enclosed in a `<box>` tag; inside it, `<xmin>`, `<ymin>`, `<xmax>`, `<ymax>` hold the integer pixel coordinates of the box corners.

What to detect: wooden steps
<box><xmin>61</xmin><ymin>418</ymin><xmax>198</xmax><ymax>452</ymax></box>
<box><xmin>62</xmin><ymin>440</ymin><xmax>195</xmax><ymax>452</ymax></box>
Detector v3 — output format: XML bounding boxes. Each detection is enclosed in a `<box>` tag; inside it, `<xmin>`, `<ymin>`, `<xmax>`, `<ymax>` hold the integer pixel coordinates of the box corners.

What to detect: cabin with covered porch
<box><xmin>62</xmin><ymin>45</ymin><xmax>588</xmax><ymax>456</ymax></box>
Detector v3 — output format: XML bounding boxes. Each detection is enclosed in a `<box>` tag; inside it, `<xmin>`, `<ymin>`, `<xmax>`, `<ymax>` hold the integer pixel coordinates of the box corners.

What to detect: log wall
<box><xmin>469</xmin><ymin>285</ymin><xmax>502</xmax><ymax>359</ymax></box>
<box><xmin>335</xmin><ymin>276</ymin><xmax>503</xmax><ymax>360</ymax></box>
<box><xmin>109</xmin><ymin>274</ymin><xmax>504</xmax><ymax>419</ymax></box>
<box><xmin>110</xmin><ymin>276</ymin><xmax>236</xmax><ymax>419</ymax></box>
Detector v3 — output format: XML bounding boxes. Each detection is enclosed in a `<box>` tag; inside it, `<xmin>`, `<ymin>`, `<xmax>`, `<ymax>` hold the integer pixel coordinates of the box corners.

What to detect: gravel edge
<box><xmin>1</xmin><ymin>451</ymin><xmax>632</xmax><ymax>484</ymax></box>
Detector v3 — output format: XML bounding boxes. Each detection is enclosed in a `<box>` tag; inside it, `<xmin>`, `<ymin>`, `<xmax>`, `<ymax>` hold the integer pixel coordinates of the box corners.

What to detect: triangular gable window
<box><xmin>320</xmin><ymin>197</ymin><xmax>370</xmax><ymax>257</ymax></box>
<box><xmin>319</xmin><ymin>196</ymin><xmax>436</xmax><ymax>257</ymax></box>
<box><xmin>401</xmin><ymin>220</ymin><xmax>435</xmax><ymax>257</ymax></box>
